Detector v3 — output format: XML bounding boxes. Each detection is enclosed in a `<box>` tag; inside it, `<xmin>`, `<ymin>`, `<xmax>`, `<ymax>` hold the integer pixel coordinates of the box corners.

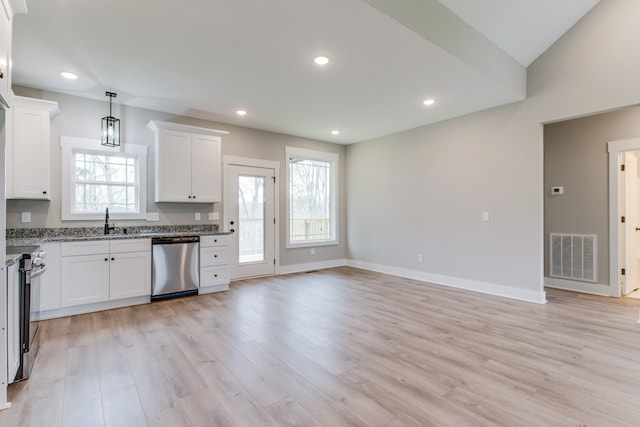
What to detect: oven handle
<box><xmin>30</xmin><ymin>263</ymin><xmax>47</xmax><ymax>279</ymax></box>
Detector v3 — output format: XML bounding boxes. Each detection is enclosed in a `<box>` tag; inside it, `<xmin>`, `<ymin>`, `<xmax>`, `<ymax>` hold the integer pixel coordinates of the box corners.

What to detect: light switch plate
<box><xmin>21</xmin><ymin>212</ymin><xmax>31</xmax><ymax>223</ymax></box>
<box><xmin>482</xmin><ymin>211</ymin><xmax>490</xmax><ymax>222</ymax></box>
<box><xmin>209</xmin><ymin>212</ymin><xmax>220</xmax><ymax>220</ymax></box>
<box><xmin>146</xmin><ymin>212</ymin><xmax>159</xmax><ymax>222</ymax></box>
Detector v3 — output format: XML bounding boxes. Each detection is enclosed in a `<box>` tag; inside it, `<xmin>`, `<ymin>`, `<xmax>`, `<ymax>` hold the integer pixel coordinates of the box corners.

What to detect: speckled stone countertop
<box><xmin>6</xmin><ymin>224</ymin><xmax>229</xmax><ymax>248</ymax></box>
<box><xmin>6</xmin><ymin>253</ymin><xmax>23</xmax><ymax>266</ymax></box>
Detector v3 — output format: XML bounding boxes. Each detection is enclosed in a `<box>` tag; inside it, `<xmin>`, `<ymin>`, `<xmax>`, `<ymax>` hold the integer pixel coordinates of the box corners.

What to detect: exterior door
<box><xmin>227</xmin><ymin>165</ymin><xmax>276</xmax><ymax>279</ymax></box>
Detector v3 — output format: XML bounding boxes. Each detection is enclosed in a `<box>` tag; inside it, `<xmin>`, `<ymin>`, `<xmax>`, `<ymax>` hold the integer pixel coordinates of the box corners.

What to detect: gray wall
<box><xmin>544</xmin><ymin>106</ymin><xmax>640</xmax><ymax>287</ymax></box>
<box><xmin>8</xmin><ymin>86</ymin><xmax>347</xmax><ymax>268</ymax></box>
<box><xmin>345</xmin><ymin>0</ymin><xmax>640</xmax><ymax>302</ymax></box>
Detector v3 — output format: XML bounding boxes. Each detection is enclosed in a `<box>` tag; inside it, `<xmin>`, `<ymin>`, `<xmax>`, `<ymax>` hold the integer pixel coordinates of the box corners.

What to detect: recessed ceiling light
<box><xmin>423</xmin><ymin>99</ymin><xmax>435</xmax><ymax>106</ymax></box>
<box><xmin>236</xmin><ymin>109</ymin><xmax>247</xmax><ymax>116</ymax></box>
<box><xmin>314</xmin><ymin>56</ymin><xmax>330</xmax><ymax>65</ymax></box>
<box><xmin>61</xmin><ymin>71</ymin><xmax>78</xmax><ymax>80</ymax></box>
<box><xmin>331</xmin><ymin>130</ymin><xmax>340</xmax><ymax>135</ymax></box>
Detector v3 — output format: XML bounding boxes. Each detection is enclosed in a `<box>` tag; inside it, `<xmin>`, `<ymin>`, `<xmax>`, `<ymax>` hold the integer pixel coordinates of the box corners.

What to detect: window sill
<box><xmin>286</xmin><ymin>239</ymin><xmax>339</xmax><ymax>249</ymax></box>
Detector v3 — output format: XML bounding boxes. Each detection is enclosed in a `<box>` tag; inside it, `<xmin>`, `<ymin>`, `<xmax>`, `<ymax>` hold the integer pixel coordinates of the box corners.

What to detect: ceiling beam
<box><xmin>363</xmin><ymin>0</ymin><xmax>527</xmax><ymax>100</ymax></box>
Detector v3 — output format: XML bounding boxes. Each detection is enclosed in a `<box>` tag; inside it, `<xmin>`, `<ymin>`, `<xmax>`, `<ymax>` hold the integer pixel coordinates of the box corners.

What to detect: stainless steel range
<box><xmin>7</xmin><ymin>245</ymin><xmax>47</xmax><ymax>382</ymax></box>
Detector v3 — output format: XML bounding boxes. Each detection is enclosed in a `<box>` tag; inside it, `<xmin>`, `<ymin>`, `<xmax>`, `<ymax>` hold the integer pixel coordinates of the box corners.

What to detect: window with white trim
<box><xmin>61</xmin><ymin>137</ymin><xmax>148</xmax><ymax>220</ymax></box>
<box><xmin>286</xmin><ymin>147</ymin><xmax>338</xmax><ymax>247</ymax></box>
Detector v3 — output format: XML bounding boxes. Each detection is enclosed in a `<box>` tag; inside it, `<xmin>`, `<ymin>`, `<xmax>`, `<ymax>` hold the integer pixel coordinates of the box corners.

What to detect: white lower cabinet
<box><xmin>199</xmin><ymin>235</ymin><xmax>231</xmax><ymax>293</ymax></box>
<box><xmin>61</xmin><ymin>239</ymin><xmax>151</xmax><ymax>308</ymax></box>
<box><xmin>109</xmin><ymin>250</ymin><xmax>151</xmax><ymax>300</ymax></box>
<box><xmin>61</xmin><ymin>252</ymin><xmax>110</xmax><ymax>307</ymax></box>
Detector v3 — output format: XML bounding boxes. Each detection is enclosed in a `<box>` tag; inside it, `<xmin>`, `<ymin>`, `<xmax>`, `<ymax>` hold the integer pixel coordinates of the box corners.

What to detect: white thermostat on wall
<box><xmin>551</xmin><ymin>186</ymin><xmax>564</xmax><ymax>195</ymax></box>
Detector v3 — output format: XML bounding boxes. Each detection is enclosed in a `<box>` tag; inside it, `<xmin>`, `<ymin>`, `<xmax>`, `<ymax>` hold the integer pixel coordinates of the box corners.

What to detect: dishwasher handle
<box><xmin>152</xmin><ymin>236</ymin><xmax>200</xmax><ymax>244</ymax></box>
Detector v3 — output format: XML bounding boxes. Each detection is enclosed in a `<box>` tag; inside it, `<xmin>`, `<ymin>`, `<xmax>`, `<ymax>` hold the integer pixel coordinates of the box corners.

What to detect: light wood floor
<box><xmin>2</xmin><ymin>266</ymin><xmax>640</xmax><ymax>426</ymax></box>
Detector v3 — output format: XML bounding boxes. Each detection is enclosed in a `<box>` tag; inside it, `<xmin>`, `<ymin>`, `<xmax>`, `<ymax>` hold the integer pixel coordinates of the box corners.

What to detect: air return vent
<box><xmin>550</xmin><ymin>233</ymin><xmax>597</xmax><ymax>282</ymax></box>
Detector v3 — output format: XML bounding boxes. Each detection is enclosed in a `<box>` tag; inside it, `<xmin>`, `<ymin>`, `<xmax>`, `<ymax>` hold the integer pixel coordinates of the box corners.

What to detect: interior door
<box><xmin>227</xmin><ymin>165</ymin><xmax>276</xmax><ymax>279</ymax></box>
<box><xmin>623</xmin><ymin>151</ymin><xmax>640</xmax><ymax>295</ymax></box>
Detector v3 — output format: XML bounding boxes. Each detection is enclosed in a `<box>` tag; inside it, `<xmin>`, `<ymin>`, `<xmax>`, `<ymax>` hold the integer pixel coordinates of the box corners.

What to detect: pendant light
<box><xmin>101</xmin><ymin>91</ymin><xmax>120</xmax><ymax>147</ymax></box>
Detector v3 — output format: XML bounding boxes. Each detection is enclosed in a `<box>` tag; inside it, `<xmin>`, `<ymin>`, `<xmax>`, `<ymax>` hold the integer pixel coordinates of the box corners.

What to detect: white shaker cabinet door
<box><xmin>155</xmin><ymin>129</ymin><xmax>191</xmax><ymax>202</ymax></box>
<box><xmin>109</xmin><ymin>251</ymin><xmax>151</xmax><ymax>300</ymax></box>
<box><xmin>190</xmin><ymin>133</ymin><xmax>221</xmax><ymax>202</ymax></box>
<box><xmin>61</xmin><ymin>254</ymin><xmax>110</xmax><ymax>307</ymax></box>
<box><xmin>0</xmin><ymin>0</ymin><xmax>10</xmax><ymax>106</ymax></box>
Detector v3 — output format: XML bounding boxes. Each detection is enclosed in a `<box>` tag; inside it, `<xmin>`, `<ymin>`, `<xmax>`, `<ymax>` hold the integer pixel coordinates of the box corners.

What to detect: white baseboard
<box><xmin>346</xmin><ymin>259</ymin><xmax>547</xmax><ymax>304</ymax></box>
<box><xmin>544</xmin><ymin>277</ymin><xmax>611</xmax><ymax>296</ymax></box>
<box><xmin>36</xmin><ymin>296</ymin><xmax>150</xmax><ymax>320</ymax></box>
<box><xmin>277</xmin><ymin>259</ymin><xmax>347</xmax><ymax>275</ymax></box>
<box><xmin>199</xmin><ymin>283</ymin><xmax>230</xmax><ymax>294</ymax></box>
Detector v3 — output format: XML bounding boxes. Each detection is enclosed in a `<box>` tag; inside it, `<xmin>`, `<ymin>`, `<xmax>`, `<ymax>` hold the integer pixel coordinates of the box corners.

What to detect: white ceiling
<box><xmin>11</xmin><ymin>0</ymin><xmax>599</xmax><ymax>144</ymax></box>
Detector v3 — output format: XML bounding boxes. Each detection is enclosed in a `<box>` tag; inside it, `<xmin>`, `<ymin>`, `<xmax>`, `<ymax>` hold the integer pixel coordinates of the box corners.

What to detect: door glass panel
<box><xmin>238</xmin><ymin>175</ymin><xmax>265</xmax><ymax>264</ymax></box>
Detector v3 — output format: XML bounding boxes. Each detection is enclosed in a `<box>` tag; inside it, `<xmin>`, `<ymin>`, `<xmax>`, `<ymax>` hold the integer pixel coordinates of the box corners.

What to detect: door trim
<box><xmin>608</xmin><ymin>138</ymin><xmax>640</xmax><ymax>297</ymax></box>
<box><xmin>223</xmin><ymin>155</ymin><xmax>280</xmax><ymax>277</ymax></box>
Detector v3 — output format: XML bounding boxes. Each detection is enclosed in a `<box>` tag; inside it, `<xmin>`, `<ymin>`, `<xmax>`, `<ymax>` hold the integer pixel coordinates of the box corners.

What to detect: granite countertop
<box><xmin>6</xmin><ymin>253</ymin><xmax>22</xmax><ymax>266</ymax></box>
<box><xmin>6</xmin><ymin>225</ymin><xmax>230</xmax><ymax>262</ymax></box>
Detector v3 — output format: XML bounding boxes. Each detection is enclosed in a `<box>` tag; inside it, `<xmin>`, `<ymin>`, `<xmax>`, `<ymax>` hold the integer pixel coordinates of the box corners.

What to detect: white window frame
<box><xmin>285</xmin><ymin>146</ymin><xmax>339</xmax><ymax>248</ymax></box>
<box><xmin>61</xmin><ymin>136</ymin><xmax>148</xmax><ymax>221</ymax></box>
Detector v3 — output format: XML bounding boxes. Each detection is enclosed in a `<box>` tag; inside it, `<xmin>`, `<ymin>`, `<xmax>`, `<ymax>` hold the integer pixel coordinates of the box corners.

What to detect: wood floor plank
<box><xmin>196</xmin><ymin>360</ymin><xmax>281</xmax><ymax>427</ymax></box>
<box><xmin>2</xmin><ymin>266</ymin><xmax>640</xmax><ymax>426</ymax></box>
<box><xmin>179</xmin><ymin>389</ymin><xmax>237</xmax><ymax>427</ymax></box>
<box><xmin>265</xmin><ymin>397</ymin><xmax>323</xmax><ymax>427</ymax></box>
<box><xmin>102</xmin><ymin>384</ymin><xmax>148</xmax><ymax>427</ymax></box>
<box><xmin>61</xmin><ymin>345</ymin><xmax>104</xmax><ymax>427</ymax></box>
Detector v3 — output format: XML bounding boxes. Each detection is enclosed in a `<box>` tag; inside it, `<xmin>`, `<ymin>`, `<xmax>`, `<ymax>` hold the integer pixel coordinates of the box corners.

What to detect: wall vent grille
<box><xmin>550</xmin><ymin>233</ymin><xmax>597</xmax><ymax>283</ymax></box>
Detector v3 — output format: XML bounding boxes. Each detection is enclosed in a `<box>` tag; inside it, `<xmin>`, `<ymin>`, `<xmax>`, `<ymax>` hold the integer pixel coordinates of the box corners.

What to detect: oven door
<box><xmin>16</xmin><ymin>262</ymin><xmax>46</xmax><ymax>381</ymax></box>
<box><xmin>29</xmin><ymin>263</ymin><xmax>47</xmax><ymax>328</ymax></box>
<box><xmin>27</xmin><ymin>263</ymin><xmax>46</xmax><ymax>350</ymax></box>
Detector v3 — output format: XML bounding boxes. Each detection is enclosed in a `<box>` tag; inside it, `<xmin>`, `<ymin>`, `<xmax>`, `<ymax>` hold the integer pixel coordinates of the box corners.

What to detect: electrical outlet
<box><xmin>417</xmin><ymin>254</ymin><xmax>423</xmax><ymax>263</ymax></box>
<box><xmin>195</xmin><ymin>212</ymin><xmax>201</xmax><ymax>221</ymax></box>
<box><xmin>21</xmin><ymin>212</ymin><xmax>31</xmax><ymax>223</ymax></box>
<box><xmin>310</xmin><ymin>248</ymin><xmax>315</xmax><ymax>256</ymax></box>
<box><xmin>482</xmin><ymin>211</ymin><xmax>490</xmax><ymax>222</ymax></box>
<box><xmin>209</xmin><ymin>212</ymin><xmax>220</xmax><ymax>220</ymax></box>
<box><xmin>146</xmin><ymin>212</ymin><xmax>159</xmax><ymax>222</ymax></box>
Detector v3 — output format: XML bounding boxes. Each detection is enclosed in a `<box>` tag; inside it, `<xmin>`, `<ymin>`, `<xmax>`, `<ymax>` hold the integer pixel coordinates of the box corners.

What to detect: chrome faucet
<box><xmin>104</xmin><ymin>207</ymin><xmax>115</xmax><ymax>235</ymax></box>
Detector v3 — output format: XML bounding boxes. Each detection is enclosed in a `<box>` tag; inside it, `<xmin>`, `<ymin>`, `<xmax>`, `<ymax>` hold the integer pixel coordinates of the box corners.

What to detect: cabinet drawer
<box><xmin>110</xmin><ymin>238</ymin><xmax>151</xmax><ymax>253</ymax></box>
<box><xmin>61</xmin><ymin>240</ymin><xmax>110</xmax><ymax>256</ymax></box>
<box><xmin>200</xmin><ymin>246</ymin><xmax>229</xmax><ymax>266</ymax></box>
<box><xmin>200</xmin><ymin>235</ymin><xmax>231</xmax><ymax>247</ymax></box>
<box><xmin>200</xmin><ymin>266</ymin><xmax>229</xmax><ymax>287</ymax></box>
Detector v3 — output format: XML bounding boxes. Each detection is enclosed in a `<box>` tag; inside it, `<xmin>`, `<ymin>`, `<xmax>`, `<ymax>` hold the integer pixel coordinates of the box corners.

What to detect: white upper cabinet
<box><xmin>0</xmin><ymin>1</ymin><xmax>11</xmax><ymax>106</ymax></box>
<box><xmin>148</xmin><ymin>120</ymin><xmax>227</xmax><ymax>203</ymax></box>
<box><xmin>191</xmin><ymin>133</ymin><xmax>222</xmax><ymax>202</ymax></box>
<box><xmin>0</xmin><ymin>0</ymin><xmax>26</xmax><ymax>108</ymax></box>
<box><xmin>6</xmin><ymin>96</ymin><xmax>59</xmax><ymax>200</ymax></box>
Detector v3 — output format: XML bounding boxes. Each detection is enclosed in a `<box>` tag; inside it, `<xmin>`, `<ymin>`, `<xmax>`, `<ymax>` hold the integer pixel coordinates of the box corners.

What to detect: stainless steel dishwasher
<box><xmin>151</xmin><ymin>236</ymin><xmax>200</xmax><ymax>300</ymax></box>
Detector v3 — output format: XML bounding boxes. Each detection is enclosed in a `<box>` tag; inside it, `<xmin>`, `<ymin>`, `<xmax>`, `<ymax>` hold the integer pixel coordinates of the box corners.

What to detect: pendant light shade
<box><xmin>101</xmin><ymin>91</ymin><xmax>120</xmax><ymax>147</ymax></box>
